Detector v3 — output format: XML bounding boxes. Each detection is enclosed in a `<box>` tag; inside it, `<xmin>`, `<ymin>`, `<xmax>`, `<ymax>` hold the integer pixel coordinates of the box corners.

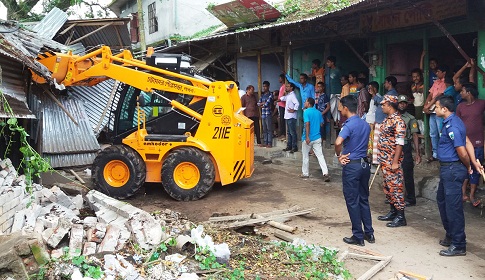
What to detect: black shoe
<box><xmin>405</xmin><ymin>201</ymin><xmax>416</xmax><ymax>207</ymax></box>
<box><xmin>439</xmin><ymin>245</ymin><xmax>466</xmax><ymax>256</ymax></box>
<box><xmin>291</xmin><ymin>148</ymin><xmax>298</xmax><ymax>153</ymax></box>
<box><xmin>364</xmin><ymin>234</ymin><xmax>375</xmax><ymax>244</ymax></box>
<box><xmin>378</xmin><ymin>205</ymin><xmax>397</xmax><ymax>221</ymax></box>
<box><xmin>282</xmin><ymin>148</ymin><xmax>291</xmax><ymax>152</ymax></box>
<box><xmin>343</xmin><ymin>236</ymin><xmax>364</xmax><ymax>246</ymax></box>
<box><xmin>439</xmin><ymin>236</ymin><xmax>452</xmax><ymax>247</ymax></box>
<box><xmin>386</xmin><ymin>210</ymin><xmax>407</xmax><ymax>227</ymax></box>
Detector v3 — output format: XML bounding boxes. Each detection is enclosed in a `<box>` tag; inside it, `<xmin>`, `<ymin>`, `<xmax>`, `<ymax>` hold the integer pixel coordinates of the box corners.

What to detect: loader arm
<box><xmin>32</xmin><ymin>46</ymin><xmax>211</xmax><ymax>98</ymax></box>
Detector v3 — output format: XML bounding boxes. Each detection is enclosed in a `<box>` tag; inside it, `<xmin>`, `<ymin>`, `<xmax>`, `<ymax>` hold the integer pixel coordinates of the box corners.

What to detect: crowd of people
<box><xmin>237</xmin><ymin>54</ymin><xmax>484</xmax><ymax>256</ymax></box>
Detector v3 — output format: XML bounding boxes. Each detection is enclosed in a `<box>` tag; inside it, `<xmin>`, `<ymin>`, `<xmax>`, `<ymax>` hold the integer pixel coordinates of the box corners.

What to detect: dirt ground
<box><xmin>122</xmin><ymin>149</ymin><xmax>485</xmax><ymax>280</ymax></box>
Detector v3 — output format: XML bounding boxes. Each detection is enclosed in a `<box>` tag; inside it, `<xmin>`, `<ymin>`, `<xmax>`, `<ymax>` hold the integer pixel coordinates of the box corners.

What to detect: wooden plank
<box><xmin>348</xmin><ymin>245</ymin><xmax>385</xmax><ymax>257</ymax></box>
<box><xmin>347</xmin><ymin>252</ymin><xmax>389</xmax><ymax>261</ymax></box>
<box><xmin>209</xmin><ymin>206</ymin><xmax>301</xmax><ymax>222</ymax></box>
<box><xmin>69</xmin><ymin>169</ymin><xmax>85</xmax><ymax>184</ymax></box>
<box><xmin>337</xmin><ymin>250</ymin><xmax>349</xmax><ymax>262</ymax></box>
<box><xmin>398</xmin><ymin>270</ymin><xmax>431</xmax><ymax>280</ymax></box>
<box><xmin>253</xmin><ymin>214</ymin><xmax>297</xmax><ymax>233</ymax></box>
<box><xmin>218</xmin><ymin>208</ymin><xmax>315</xmax><ymax>229</ymax></box>
<box><xmin>274</xmin><ymin>230</ymin><xmax>296</xmax><ymax>242</ymax></box>
<box><xmin>357</xmin><ymin>256</ymin><xmax>392</xmax><ymax>280</ymax></box>
<box><xmin>69</xmin><ymin>22</ymin><xmax>114</xmax><ymax>45</ymax></box>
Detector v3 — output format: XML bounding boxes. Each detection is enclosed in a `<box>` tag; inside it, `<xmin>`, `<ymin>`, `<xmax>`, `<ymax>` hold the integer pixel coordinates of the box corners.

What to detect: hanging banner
<box><xmin>360</xmin><ymin>0</ymin><xmax>467</xmax><ymax>33</ymax></box>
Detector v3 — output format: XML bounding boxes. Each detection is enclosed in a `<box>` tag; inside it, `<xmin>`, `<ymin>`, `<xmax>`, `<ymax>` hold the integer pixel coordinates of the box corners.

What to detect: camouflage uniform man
<box><xmin>377</xmin><ymin>95</ymin><xmax>407</xmax><ymax>227</ymax></box>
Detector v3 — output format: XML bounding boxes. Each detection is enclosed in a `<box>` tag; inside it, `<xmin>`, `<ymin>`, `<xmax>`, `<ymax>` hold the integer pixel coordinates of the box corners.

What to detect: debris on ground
<box><xmin>0</xmin><ymin>158</ymin><xmax>352</xmax><ymax>279</ymax></box>
<box><xmin>392</xmin><ymin>270</ymin><xmax>432</xmax><ymax>280</ymax></box>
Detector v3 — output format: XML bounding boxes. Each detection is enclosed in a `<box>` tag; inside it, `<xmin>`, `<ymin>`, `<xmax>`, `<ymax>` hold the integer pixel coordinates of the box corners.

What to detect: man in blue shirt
<box><xmin>435</xmin><ymin>95</ymin><xmax>471</xmax><ymax>256</ymax></box>
<box><xmin>286</xmin><ymin>73</ymin><xmax>315</xmax><ymax>102</ymax></box>
<box><xmin>443</xmin><ymin>76</ymin><xmax>461</xmax><ymax>106</ymax></box>
<box><xmin>335</xmin><ymin>95</ymin><xmax>374</xmax><ymax>246</ymax></box>
<box><xmin>300</xmin><ymin>97</ymin><xmax>329</xmax><ymax>182</ymax></box>
<box><xmin>258</xmin><ymin>81</ymin><xmax>273</xmax><ymax>147</ymax></box>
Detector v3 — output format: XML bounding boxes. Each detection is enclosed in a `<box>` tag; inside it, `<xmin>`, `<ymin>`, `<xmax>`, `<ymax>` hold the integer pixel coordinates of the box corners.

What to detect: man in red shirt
<box><xmin>456</xmin><ymin>83</ymin><xmax>485</xmax><ymax>207</ymax></box>
<box><xmin>424</xmin><ymin>65</ymin><xmax>447</xmax><ymax>161</ymax></box>
<box><xmin>241</xmin><ymin>85</ymin><xmax>262</xmax><ymax>146</ymax></box>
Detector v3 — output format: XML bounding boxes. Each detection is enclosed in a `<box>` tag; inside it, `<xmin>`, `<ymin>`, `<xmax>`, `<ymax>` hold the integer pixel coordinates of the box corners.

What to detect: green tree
<box><xmin>1</xmin><ymin>0</ymin><xmax>111</xmax><ymax>21</ymax></box>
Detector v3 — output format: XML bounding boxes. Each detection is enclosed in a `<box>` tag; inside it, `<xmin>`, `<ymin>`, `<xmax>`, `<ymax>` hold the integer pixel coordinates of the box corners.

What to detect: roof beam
<box><xmin>68</xmin><ymin>22</ymin><xmax>115</xmax><ymax>45</ymax></box>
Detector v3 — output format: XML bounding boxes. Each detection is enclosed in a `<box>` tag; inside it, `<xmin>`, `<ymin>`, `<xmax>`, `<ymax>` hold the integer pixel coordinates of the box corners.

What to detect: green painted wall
<box><xmin>478</xmin><ymin>29</ymin><xmax>485</xmax><ymax>99</ymax></box>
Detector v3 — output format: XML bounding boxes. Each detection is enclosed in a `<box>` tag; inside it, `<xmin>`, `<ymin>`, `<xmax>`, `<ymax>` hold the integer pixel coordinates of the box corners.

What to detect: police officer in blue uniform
<box><xmin>435</xmin><ymin>95</ymin><xmax>471</xmax><ymax>256</ymax></box>
<box><xmin>335</xmin><ymin>95</ymin><xmax>374</xmax><ymax>246</ymax></box>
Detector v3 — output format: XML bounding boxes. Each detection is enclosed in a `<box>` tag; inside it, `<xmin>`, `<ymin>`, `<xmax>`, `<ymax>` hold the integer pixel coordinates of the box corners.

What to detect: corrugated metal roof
<box><xmin>31</xmin><ymin>7</ymin><xmax>68</xmax><ymax>40</ymax></box>
<box><xmin>54</xmin><ymin>18</ymin><xmax>132</xmax><ymax>49</ymax></box>
<box><xmin>0</xmin><ymin>21</ymin><xmax>53</xmax><ymax>81</ymax></box>
<box><xmin>29</xmin><ymin>92</ymin><xmax>100</xmax><ymax>168</ymax></box>
<box><xmin>162</xmin><ymin>0</ymin><xmax>370</xmax><ymax>49</ymax></box>
<box><xmin>0</xmin><ymin>55</ymin><xmax>36</xmax><ymax>119</ymax></box>
<box><xmin>68</xmin><ymin>79</ymin><xmax>119</xmax><ymax>135</ymax></box>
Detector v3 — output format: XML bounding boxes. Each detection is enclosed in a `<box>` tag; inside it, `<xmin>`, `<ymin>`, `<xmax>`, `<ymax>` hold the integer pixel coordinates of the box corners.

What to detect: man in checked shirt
<box><xmin>376</xmin><ymin>95</ymin><xmax>407</xmax><ymax>228</ymax></box>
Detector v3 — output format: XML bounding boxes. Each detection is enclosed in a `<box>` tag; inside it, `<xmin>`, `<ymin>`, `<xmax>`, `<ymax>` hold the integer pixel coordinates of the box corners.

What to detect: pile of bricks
<box><xmin>0</xmin><ymin>157</ymin><xmax>172</xmax><ymax>279</ymax></box>
<box><xmin>0</xmin><ymin>158</ymin><xmax>32</xmax><ymax>234</ymax></box>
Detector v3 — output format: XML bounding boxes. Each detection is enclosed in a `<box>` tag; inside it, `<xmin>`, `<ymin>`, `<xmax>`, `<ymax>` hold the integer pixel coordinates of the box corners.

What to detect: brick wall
<box><xmin>0</xmin><ymin>158</ymin><xmax>31</xmax><ymax>234</ymax></box>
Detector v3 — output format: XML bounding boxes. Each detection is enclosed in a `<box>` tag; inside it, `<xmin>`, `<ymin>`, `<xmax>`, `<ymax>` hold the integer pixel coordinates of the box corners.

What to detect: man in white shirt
<box><xmin>279</xmin><ymin>83</ymin><xmax>300</xmax><ymax>153</ymax></box>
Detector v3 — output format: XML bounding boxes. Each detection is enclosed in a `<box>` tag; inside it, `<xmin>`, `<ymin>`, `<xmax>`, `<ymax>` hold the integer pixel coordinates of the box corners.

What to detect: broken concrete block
<box><xmin>24</xmin><ymin>204</ymin><xmax>42</xmax><ymax>230</ymax></box>
<box><xmin>41</xmin><ymin>228</ymin><xmax>54</xmax><ymax>244</ymax></box>
<box><xmin>22</xmin><ymin>255</ymin><xmax>40</xmax><ymax>275</ymax></box>
<box><xmin>46</xmin><ymin>203</ymin><xmax>80</xmax><ymax>223</ymax></box>
<box><xmin>0</xmin><ymin>177</ymin><xmax>4</xmax><ymax>187</ymax></box>
<box><xmin>11</xmin><ymin>210</ymin><xmax>25</xmax><ymax>233</ymax></box>
<box><xmin>41</xmin><ymin>188</ymin><xmax>56</xmax><ymax>203</ymax></box>
<box><xmin>96</xmin><ymin>209</ymin><xmax>119</xmax><ymax>224</ymax></box>
<box><xmin>126</xmin><ymin>212</ymin><xmax>162</xmax><ymax>250</ymax></box>
<box><xmin>83</xmin><ymin>216</ymin><xmax>97</xmax><ymax>228</ymax></box>
<box><xmin>0</xmin><ymin>169</ymin><xmax>8</xmax><ymax>178</ymax></box>
<box><xmin>71</xmin><ymin>194</ymin><xmax>84</xmax><ymax>210</ymax></box>
<box><xmin>83</xmin><ymin>242</ymin><xmax>97</xmax><ymax>256</ymax></box>
<box><xmin>50</xmin><ymin>186</ymin><xmax>74</xmax><ymax>209</ymax></box>
<box><xmin>34</xmin><ymin>220</ymin><xmax>44</xmax><ymax>234</ymax></box>
<box><xmin>29</xmin><ymin>239</ymin><xmax>50</xmax><ymax>265</ymax></box>
<box><xmin>46</xmin><ymin>218</ymin><xmax>72</xmax><ymax>248</ymax></box>
<box><xmin>116</xmin><ymin>225</ymin><xmax>131</xmax><ymax>251</ymax></box>
<box><xmin>68</xmin><ymin>224</ymin><xmax>84</xmax><ymax>257</ymax></box>
<box><xmin>38</xmin><ymin>215</ymin><xmax>59</xmax><ymax>229</ymax></box>
<box><xmin>86</xmin><ymin>222</ymin><xmax>106</xmax><ymax>243</ymax></box>
<box><xmin>98</xmin><ymin>224</ymin><xmax>121</xmax><ymax>253</ymax></box>
<box><xmin>1</xmin><ymin>174</ymin><xmax>15</xmax><ymax>188</ymax></box>
<box><xmin>50</xmin><ymin>248</ymin><xmax>64</xmax><ymax>259</ymax></box>
<box><xmin>0</xmin><ymin>158</ymin><xmax>11</xmax><ymax>169</ymax></box>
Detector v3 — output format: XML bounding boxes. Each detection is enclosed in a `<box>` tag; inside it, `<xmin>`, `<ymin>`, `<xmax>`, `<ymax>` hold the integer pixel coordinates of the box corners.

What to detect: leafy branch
<box><xmin>0</xmin><ymin>89</ymin><xmax>53</xmax><ymax>191</ymax></box>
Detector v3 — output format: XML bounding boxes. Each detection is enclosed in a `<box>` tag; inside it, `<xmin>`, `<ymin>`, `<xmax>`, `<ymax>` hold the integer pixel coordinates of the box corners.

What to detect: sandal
<box><xmin>426</xmin><ymin>157</ymin><xmax>437</xmax><ymax>163</ymax></box>
<box><xmin>462</xmin><ymin>195</ymin><xmax>469</xmax><ymax>202</ymax></box>
<box><xmin>298</xmin><ymin>174</ymin><xmax>309</xmax><ymax>179</ymax></box>
<box><xmin>471</xmin><ymin>199</ymin><xmax>481</xmax><ymax>207</ymax></box>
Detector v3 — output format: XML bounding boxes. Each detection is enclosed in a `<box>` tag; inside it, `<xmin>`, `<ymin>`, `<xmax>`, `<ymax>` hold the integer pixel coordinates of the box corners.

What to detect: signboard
<box><xmin>209</xmin><ymin>0</ymin><xmax>280</xmax><ymax>28</ymax></box>
<box><xmin>360</xmin><ymin>0</ymin><xmax>467</xmax><ymax>33</ymax></box>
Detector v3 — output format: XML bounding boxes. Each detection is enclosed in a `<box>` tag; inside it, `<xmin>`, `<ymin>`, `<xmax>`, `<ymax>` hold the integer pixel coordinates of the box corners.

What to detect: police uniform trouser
<box><xmin>402</xmin><ymin>143</ymin><xmax>416</xmax><ymax>204</ymax></box>
<box><xmin>342</xmin><ymin>161</ymin><xmax>373</xmax><ymax>240</ymax></box>
<box><xmin>437</xmin><ymin>162</ymin><xmax>467</xmax><ymax>249</ymax></box>
<box><xmin>382</xmin><ymin>164</ymin><xmax>405</xmax><ymax>210</ymax></box>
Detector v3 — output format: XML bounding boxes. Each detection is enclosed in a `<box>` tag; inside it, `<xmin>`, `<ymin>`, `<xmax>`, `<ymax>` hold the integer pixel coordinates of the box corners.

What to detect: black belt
<box><xmin>348</xmin><ymin>158</ymin><xmax>369</xmax><ymax>164</ymax></box>
<box><xmin>440</xmin><ymin>161</ymin><xmax>462</xmax><ymax>166</ymax></box>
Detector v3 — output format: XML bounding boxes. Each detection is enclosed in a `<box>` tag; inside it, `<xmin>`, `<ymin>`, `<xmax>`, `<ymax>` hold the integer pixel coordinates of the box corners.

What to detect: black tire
<box><xmin>162</xmin><ymin>147</ymin><xmax>215</xmax><ymax>201</ymax></box>
<box><xmin>92</xmin><ymin>145</ymin><xmax>146</xmax><ymax>199</ymax></box>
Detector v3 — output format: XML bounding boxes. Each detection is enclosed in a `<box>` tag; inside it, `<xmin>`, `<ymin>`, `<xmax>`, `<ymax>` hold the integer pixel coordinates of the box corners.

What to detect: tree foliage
<box><xmin>1</xmin><ymin>0</ymin><xmax>111</xmax><ymax>21</ymax></box>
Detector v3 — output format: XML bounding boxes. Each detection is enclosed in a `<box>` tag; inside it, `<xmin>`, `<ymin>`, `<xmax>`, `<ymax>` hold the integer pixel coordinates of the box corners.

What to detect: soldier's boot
<box><xmin>378</xmin><ymin>204</ymin><xmax>397</xmax><ymax>221</ymax></box>
<box><xmin>386</xmin><ymin>209</ymin><xmax>407</xmax><ymax>227</ymax></box>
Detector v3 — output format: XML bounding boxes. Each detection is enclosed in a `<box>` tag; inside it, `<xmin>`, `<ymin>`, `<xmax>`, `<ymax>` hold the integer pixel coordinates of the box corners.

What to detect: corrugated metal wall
<box><xmin>29</xmin><ymin>93</ymin><xmax>100</xmax><ymax>168</ymax></box>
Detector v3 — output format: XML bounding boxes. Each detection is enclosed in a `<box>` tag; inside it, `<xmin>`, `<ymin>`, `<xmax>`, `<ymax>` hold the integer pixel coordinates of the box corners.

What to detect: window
<box><xmin>148</xmin><ymin>2</ymin><xmax>158</xmax><ymax>34</ymax></box>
